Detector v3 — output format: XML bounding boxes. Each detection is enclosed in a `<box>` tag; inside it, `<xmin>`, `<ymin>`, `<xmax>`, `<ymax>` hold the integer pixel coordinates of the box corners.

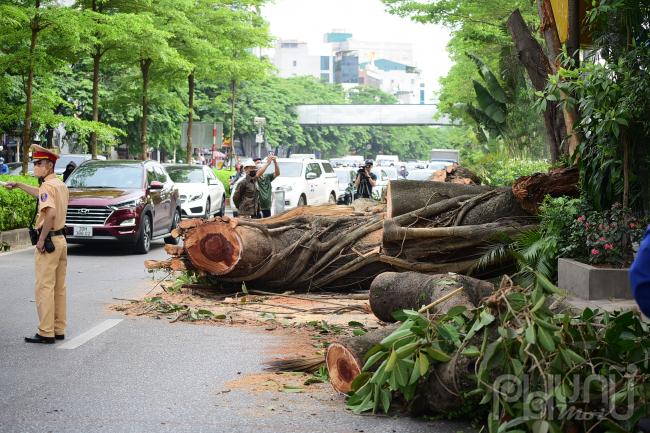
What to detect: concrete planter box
<box><xmin>558</xmin><ymin>258</ymin><xmax>632</xmax><ymax>300</ymax></box>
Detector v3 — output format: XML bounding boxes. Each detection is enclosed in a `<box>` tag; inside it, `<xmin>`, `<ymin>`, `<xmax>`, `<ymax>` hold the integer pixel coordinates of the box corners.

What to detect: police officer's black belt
<box><xmin>50</xmin><ymin>229</ymin><xmax>65</xmax><ymax>236</ymax></box>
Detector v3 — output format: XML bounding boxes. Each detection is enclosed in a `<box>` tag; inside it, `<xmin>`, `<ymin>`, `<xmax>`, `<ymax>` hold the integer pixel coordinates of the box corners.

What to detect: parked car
<box><xmin>334</xmin><ymin>167</ymin><xmax>356</xmax><ymax>205</ymax></box>
<box><xmin>64</xmin><ymin>160</ymin><xmax>181</xmax><ymax>254</ymax></box>
<box><xmin>10</xmin><ymin>154</ymin><xmax>106</xmax><ymax>176</ymax></box>
<box><xmin>164</xmin><ymin>164</ymin><xmax>225</xmax><ymax>219</ymax></box>
<box><xmin>371</xmin><ymin>167</ymin><xmax>395</xmax><ymax>199</ymax></box>
<box><xmin>272</xmin><ymin>158</ymin><xmax>339</xmax><ymax>208</ymax></box>
<box><xmin>407</xmin><ymin>169</ymin><xmax>436</xmax><ymax>181</ymax></box>
<box><xmin>375</xmin><ymin>154</ymin><xmax>399</xmax><ymax>167</ymax></box>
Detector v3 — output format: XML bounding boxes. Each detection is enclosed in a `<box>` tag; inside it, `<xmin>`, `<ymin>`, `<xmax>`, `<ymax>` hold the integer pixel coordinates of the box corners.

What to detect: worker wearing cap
<box><xmin>0</xmin><ymin>157</ymin><xmax>8</xmax><ymax>174</ymax></box>
<box><xmin>3</xmin><ymin>144</ymin><xmax>69</xmax><ymax>344</ymax></box>
<box><xmin>231</xmin><ymin>160</ymin><xmax>260</xmax><ymax>218</ymax></box>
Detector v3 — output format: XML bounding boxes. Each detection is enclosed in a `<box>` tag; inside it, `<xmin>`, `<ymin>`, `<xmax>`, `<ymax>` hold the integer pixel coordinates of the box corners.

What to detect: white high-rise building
<box><xmin>272</xmin><ymin>40</ymin><xmax>333</xmax><ymax>83</ymax></box>
<box><xmin>270</xmin><ymin>31</ymin><xmax>427</xmax><ymax>103</ymax></box>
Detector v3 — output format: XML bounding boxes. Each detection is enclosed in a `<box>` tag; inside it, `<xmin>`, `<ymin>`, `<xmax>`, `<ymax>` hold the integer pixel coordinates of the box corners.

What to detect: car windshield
<box><xmin>58</xmin><ymin>155</ymin><xmax>87</xmax><ymax>168</ymax></box>
<box><xmin>67</xmin><ymin>164</ymin><xmax>143</xmax><ymax>189</ymax></box>
<box><xmin>277</xmin><ymin>161</ymin><xmax>303</xmax><ymax>177</ymax></box>
<box><xmin>166</xmin><ymin>167</ymin><xmax>204</xmax><ymax>183</ymax></box>
<box><xmin>407</xmin><ymin>170</ymin><xmax>434</xmax><ymax>181</ymax></box>
<box><xmin>427</xmin><ymin>162</ymin><xmax>448</xmax><ymax>171</ymax></box>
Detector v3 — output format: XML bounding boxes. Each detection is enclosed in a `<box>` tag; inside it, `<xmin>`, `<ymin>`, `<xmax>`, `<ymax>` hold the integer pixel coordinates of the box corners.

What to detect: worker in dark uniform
<box><xmin>3</xmin><ymin>145</ymin><xmax>69</xmax><ymax>344</ymax></box>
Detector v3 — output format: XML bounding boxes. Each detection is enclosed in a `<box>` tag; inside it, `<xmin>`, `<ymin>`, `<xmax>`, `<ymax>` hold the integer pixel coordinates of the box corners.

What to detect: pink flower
<box><xmin>591</xmin><ymin>249</ymin><xmax>600</xmax><ymax>255</ymax></box>
<box><xmin>599</xmin><ymin>236</ymin><xmax>606</xmax><ymax>241</ymax></box>
<box><xmin>630</xmin><ymin>223</ymin><xmax>637</xmax><ymax>229</ymax></box>
<box><xmin>577</xmin><ymin>215</ymin><xmax>586</xmax><ymax>223</ymax></box>
<box><xmin>604</xmin><ymin>243</ymin><xmax>614</xmax><ymax>250</ymax></box>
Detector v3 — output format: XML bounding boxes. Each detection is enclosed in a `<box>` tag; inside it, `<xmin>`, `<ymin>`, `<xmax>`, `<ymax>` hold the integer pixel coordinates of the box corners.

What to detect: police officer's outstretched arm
<box><xmin>2</xmin><ymin>181</ymin><xmax>39</xmax><ymax>198</ymax></box>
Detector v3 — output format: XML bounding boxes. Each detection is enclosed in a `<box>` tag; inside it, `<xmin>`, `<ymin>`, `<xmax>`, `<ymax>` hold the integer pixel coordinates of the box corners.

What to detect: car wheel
<box><xmin>217</xmin><ymin>195</ymin><xmax>226</xmax><ymax>217</ymax></box>
<box><xmin>297</xmin><ymin>195</ymin><xmax>307</xmax><ymax>206</ymax></box>
<box><xmin>328</xmin><ymin>192</ymin><xmax>336</xmax><ymax>204</ymax></box>
<box><xmin>164</xmin><ymin>209</ymin><xmax>180</xmax><ymax>245</ymax></box>
<box><xmin>134</xmin><ymin>215</ymin><xmax>152</xmax><ymax>254</ymax></box>
<box><xmin>204</xmin><ymin>198</ymin><xmax>211</xmax><ymax>219</ymax></box>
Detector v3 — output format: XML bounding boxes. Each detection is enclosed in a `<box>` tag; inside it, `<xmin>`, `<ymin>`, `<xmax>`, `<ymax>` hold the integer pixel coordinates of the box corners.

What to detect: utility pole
<box><xmin>229</xmin><ymin>79</ymin><xmax>236</xmax><ymax>169</ymax></box>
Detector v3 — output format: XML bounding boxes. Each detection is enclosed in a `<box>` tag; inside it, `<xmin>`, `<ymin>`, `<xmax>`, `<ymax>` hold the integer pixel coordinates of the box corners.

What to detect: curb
<box><xmin>0</xmin><ymin>228</ymin><xmax>32</xmax><ymax>253</ymax></box>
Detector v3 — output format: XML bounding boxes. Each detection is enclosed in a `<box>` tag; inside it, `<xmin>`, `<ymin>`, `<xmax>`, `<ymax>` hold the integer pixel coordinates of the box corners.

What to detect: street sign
<box><xmin>255</xmin><ymin>133</ymin><xmax>264</xmax><ymax>143</ymax></box>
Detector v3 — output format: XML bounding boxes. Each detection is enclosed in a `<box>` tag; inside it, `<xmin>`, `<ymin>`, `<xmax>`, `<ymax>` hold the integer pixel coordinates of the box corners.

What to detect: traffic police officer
<box><xmin>3</xmin><ymin>145</ymin><xmax>69</xmax><ymax>344</ymax></box>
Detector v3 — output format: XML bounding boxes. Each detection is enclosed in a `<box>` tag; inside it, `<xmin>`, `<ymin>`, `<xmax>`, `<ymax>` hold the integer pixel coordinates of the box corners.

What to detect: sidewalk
<box><xmin>0</xmin><ymin>228</ymin><xmax>31</xmax><ymax>253</ymax></box>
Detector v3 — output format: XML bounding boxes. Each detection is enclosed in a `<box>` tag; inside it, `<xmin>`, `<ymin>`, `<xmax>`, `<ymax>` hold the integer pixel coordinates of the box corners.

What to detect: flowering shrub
<box><xmin>564</xmin><ymin>203</ymin><xmax>647</xmax><ymax>267</ymax></box>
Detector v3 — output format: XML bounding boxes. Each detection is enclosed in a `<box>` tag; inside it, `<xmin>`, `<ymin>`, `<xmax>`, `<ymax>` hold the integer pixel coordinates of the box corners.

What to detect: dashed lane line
<box><xmin>57</xmin><ymin>319</ymin><xmax>123</xmax><ymax>350</ymax></box>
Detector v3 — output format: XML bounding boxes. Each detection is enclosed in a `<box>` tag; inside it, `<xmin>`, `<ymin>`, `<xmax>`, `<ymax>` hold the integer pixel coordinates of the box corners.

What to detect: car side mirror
<box><xmin>306</xmin><ymin>172</ymin><xmax>317</xmax><ymax>180</ymax></box>
<box><xmin>149</xmin><ymin>180</ymin><xmax>164</xmax><ymax>190</ymax></box>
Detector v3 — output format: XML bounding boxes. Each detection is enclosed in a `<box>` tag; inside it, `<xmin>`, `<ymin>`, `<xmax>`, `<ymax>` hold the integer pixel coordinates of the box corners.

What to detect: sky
<box><xmin>261</xmin><ymin>0</ymin><xmax>454</xmax><ymax>98</ymax></box>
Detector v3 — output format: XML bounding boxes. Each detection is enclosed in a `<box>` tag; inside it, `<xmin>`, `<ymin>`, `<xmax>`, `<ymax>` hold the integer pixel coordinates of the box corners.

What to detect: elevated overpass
<box><xmin>296</xmin><ymin>104</ymin><xmax>456</xmax><ymax>126</ymax></box>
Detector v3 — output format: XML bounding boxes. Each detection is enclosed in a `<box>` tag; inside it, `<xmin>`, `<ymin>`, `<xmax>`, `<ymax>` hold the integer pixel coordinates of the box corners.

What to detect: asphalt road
<box><xmin>0</xmin><ymin>241</ymin><xmax>472</xmax><ymax>433</ymax></box>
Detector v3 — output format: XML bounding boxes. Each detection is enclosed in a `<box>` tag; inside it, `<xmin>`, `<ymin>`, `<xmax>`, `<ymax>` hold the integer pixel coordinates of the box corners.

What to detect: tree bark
<box><xmin>139</xmin><ymin>58</ymin><xmax>152</xmax><ymax>160</ymax></box>
<box><xmin>507</xmin><ymin>8</ymin><xmax>564</xmax><ymax>162</ymax></box>
<box><xmin>567</xmin><ymin>0</ymin><xmax>581</xmax><ymax>67</ymax></box>
<box><xmin>537</xmin><ymin>0</ymin><xmax>581</xmax><ymax>158</ymax></box>
<box><xmin>21</xmin><ymin>1</ymin><xmax>41</xmax><ymax>174</ymax></box>
<box><xmin>186</xmin><ymin>70</ymin><xmax>195</xmax><ymax>164</ymax></box>
<box><xmin>368</xmin><ymin>272</ymin><xmax>494</xmax><ymax>322</ymax></box>
<box><xmin>326</xmin><ymin>325</ymin><xmax>399</xmax><ymax>394</ymax></box>
<box><xmin>90</xmin><ymin>46</ymin><xmax>101</xmax><ymax>159</ymax></box>
<box><xmin>229</xmin><ymin>79</ymin><xmax>236</xmax><ymax>169</ymax></box>
<box><xmin>386</xmin><ymin>180</ymin><xmax>493</xmax><ymax>218</ymax></box>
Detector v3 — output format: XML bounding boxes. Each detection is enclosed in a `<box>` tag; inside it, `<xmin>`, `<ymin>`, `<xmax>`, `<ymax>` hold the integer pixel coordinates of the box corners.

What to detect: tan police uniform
<box><xmin>34</xmin><ymin>165</ymin><xmax>69</xmax><ymax>338</ymax></box>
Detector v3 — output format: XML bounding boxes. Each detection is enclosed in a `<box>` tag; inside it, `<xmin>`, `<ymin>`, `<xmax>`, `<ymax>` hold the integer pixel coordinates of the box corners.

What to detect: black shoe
<box><xmin>24</xmin><ymin>334</ymin><xmax>55</xmax><ymax>344</ymax></box>
<box><xmin>55</xmin><ymin>334</ymin><xmax>64</xmax><ymax>340</ymax></box>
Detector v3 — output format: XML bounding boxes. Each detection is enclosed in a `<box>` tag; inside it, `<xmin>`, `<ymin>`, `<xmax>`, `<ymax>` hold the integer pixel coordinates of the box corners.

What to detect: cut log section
<box><xmin>368</xmin><ymin>272</ymin><xmax>494</xmax><ymax>322</ymax></box>
<box><xmin>430</xmin><ymin>164</ymin><xmax>482</xmax><ymax>185</ymax></box>
<box><xmin>326</xmin><ymin>324</ymin><xmax>399</xmax><ymax>394</ymax></box>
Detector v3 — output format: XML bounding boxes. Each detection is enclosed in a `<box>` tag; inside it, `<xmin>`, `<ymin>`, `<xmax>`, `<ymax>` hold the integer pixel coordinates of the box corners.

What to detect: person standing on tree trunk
<box><xmin>2</xmin><ymin>145</ymin><xmax>69</xmax><ymax>344</ymax></box>
<box><xmin>354</xmin><ymin>159</ymin><xmax>377</xmax><ymax>199</ymax></box>
<box><xmin>254</xmin><ymin>155</ymin><xmax>280</xmax><ymax>218</ymax></box>
<box><xmin>232</xmin><ymin>160</ymin><xmax>259</xmax><ymax>218</ymax></box>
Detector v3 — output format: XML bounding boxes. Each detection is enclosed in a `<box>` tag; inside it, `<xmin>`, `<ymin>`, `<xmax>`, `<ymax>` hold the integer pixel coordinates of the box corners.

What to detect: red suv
<box><xmin>64</xmin><ymin>160</ymin><xmax>181</xmax><ymax>253</ymax></box>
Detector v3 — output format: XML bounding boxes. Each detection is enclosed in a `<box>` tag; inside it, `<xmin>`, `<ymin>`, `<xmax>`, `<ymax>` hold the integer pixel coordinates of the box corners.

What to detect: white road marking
<box><xmin>57</xmin><ymin>319</ymin><xmax>123</xmax><ymax>350</ymax></box>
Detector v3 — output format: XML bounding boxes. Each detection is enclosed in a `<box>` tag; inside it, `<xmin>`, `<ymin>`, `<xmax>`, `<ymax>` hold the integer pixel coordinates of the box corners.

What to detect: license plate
<box><xmin>73</xmin><ymin>225</ymin><xmax>93</xmax><ymax>237</ymax></box>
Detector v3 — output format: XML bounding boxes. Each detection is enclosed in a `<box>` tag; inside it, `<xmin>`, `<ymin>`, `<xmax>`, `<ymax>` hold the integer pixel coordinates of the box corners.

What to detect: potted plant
<box><xmin>558</xmin><ymin>203</ymin><xmax>647</xmax><ymax>299</ymax></box>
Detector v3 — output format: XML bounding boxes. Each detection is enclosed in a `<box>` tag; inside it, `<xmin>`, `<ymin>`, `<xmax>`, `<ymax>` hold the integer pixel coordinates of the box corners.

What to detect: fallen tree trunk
<box><xmin>368</xmin><ymin>272</ymin><xmax>494</xmax><ymax>322</ymax></box>
<box><xmin>511</xmin><ymin>166</ymin><xmax>580</xmax><ymax>214</ymax></box>
<box><xmin>386</xmin><ymin>180</ymin><xmax>493</xmax><ymax>218</ymax></box>
<box><xmin>146</xmin><ymin>177</ymin><xmax>564</xmax><ymax>291</ymax></box>
<box><xmin>326</xmin><ymin>324</ymin><xmax>399</xmax><ymax>394</ymax></box>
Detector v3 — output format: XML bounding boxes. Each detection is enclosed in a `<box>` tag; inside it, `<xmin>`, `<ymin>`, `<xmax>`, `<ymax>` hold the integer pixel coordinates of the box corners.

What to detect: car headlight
<box><xmin>119</xmin><ymin>218</ymin><xmax>136</xmax><ymax>226</ymax></box>
<box><xmin>188</xmin><ymin>192</ymin><xmax>203</xmax><ymax>201</ymax></box>
<box><xmin>109</xmin><ymin>200</ymin><xmax>137</xmax><ymax>210</ymax></box>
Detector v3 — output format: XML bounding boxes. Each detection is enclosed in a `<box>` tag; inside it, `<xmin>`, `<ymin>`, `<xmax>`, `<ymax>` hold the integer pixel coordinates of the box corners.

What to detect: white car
<box><xmin>272</xmin><ymin>158</ymin><xmax>339</xmax><ymax>208</ymax></box>
<box><xmin>371</xmin><ymin>167</ymin><xmax>396</xmax><ymax>199</ymax></box>
<box><xmin>165</xmin><ymin>164</ymin><xmax>225</xmax><ymax>218</ymax></box>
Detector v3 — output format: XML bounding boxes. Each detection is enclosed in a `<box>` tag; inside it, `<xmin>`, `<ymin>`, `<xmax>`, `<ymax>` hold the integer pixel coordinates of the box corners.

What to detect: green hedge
<box><xmin>465</xmin><ymin>153</ymin><xmax>550</xmax><ymax>186</ymax></box>
<box><xmin>213</xmin><ymin>168</ymin><xmax>237</xmax><ymax>198</ymax></box>
<box><xmin>0</xmin><ymin>175</ymin><xmax>39</xmax><ymax>231</ymax></box>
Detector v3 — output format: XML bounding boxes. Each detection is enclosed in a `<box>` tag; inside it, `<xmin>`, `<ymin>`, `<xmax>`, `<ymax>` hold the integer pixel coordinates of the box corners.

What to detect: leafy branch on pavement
<box><xmin>346</xmin><ymin>279</ymin><xmax>650</xmax><ymax>433</ymax></box>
